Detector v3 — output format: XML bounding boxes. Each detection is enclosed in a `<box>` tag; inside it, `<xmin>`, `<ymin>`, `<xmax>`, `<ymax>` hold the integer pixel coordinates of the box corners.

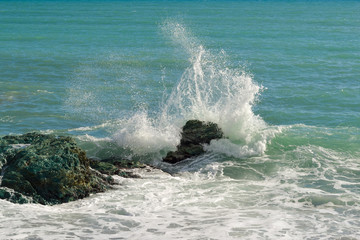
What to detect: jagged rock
<box><xmin>0</xmin><ymin>132</ymin><xmax>113</xmax><ymax>205</ymax></box>
<box><xmin>0</xmin><ymin>187</ymin><xmax>30</xmax><ymax>204</ymax></box>
<box><xmin>163</xmin><ymin>120</ymin><xmax>223</xmax><ymax>164</ymax></box>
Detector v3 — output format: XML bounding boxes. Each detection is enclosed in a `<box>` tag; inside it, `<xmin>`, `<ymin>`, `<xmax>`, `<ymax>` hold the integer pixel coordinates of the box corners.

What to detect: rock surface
<box><xmin>0</xmin><ymin>121</ymin><xmax>222</xmax><ymax>204</ymax></box>
<box><xmin>163</xmin><ymin>120</ymin><xmax>223</xmax><ymax>164</ymax></box>
<box><xmin>89</xmin><ymin>157</ymin><xmax>145</xmax><ymax>178</ymax></box>
<box><xmin>0</xmin><ymin>132</ymin><xmax>114</xmax><ymax>205</ymax></box>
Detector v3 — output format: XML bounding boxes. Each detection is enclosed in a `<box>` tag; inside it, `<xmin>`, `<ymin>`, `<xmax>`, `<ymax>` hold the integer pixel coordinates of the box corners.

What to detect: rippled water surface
<box><xmin>1</xmin><ymin>1</ymin><xmax>359</xmax><ymax>239</ymax></box>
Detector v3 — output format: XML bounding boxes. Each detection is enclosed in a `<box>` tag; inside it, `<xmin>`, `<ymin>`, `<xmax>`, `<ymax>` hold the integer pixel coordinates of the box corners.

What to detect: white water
<box><xmin>2</xmin><ymin>155</ymin><xmax>360</xmax><ymax>239</ymax></box>
<box><xmin>110</xmin><ymin>21</ymin><xmax>279</xmax><ymax>159</ymax></box>
<box><xmin>18</xmin><ymin>22</ymin><xmax>358</xmax><ymax>240</ymax></box>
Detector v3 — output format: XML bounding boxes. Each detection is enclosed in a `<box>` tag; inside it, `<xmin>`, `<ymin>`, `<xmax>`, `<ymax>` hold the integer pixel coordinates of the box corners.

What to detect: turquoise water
<box><xmin>1</xmin><ymin>1</ymin><xmax>360</xmax><ymax>239</ymax></box>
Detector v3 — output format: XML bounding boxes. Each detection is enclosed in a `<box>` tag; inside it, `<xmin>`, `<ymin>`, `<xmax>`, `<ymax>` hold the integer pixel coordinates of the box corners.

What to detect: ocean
<box><xmin>1</xmin><ymin>0</ymin><xmax>359</xmax><ymax>239</ymax></box>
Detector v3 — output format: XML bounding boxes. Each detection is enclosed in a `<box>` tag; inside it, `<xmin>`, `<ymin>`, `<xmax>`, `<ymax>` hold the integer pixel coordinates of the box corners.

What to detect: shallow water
<box><xmin>1</xmin><ymin>1</ymin><xmax>360</xmax><ymax>239</ymax></box>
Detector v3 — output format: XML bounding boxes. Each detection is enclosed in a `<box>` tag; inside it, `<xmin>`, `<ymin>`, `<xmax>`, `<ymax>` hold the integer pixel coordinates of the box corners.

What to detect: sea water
<box><xmin>1</xmin><ymin>1</ymin><xmax>360</xmax><ymax>239</ymax></box>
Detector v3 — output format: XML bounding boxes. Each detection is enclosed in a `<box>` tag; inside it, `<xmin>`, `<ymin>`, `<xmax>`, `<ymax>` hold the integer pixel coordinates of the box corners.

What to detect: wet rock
<box><xmin>0</xmin><ymin>132</ymin><xmax>113</xmax><ymax>205</ymax></box>
<box><xmin>89</xmin><ymin>159</ymin><xmax>120</xmax><ymax>176</ymax></box>
<box><xmin>89</xmin><ymin>157</ymin><xmax>145</xmax><ymax>178</ymax></box>
<box><xmin>163</xmin><ymin>120</ymin><xmax>223</xmax><ymax>164</ymax></box>
<box><xmin>0</xmin><ymin>187</ymin><xmax>30</xmax><ymax>204</ymax></box>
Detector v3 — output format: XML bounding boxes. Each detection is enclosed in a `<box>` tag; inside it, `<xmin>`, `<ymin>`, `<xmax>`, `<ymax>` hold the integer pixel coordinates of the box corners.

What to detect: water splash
<box><xmin>113</xmin><ymin>20</ymin><xmax>277</xmax><ymax>158</ymax></box>
<box><xmin>113</xmin><ymin>112</ymin><xmax>179</xmax><ymax>154</ymax></box>
<box><xmin>161</xmin><ymin>21</ymin><xmax>265</xmax><ymax>140</ymax></box>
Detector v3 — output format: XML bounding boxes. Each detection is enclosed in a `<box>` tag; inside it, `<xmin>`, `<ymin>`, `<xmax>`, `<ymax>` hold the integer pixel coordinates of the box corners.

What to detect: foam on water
<box><xmin>2</xmin><ymin>151</ymin><xmax>360</xmax><ymax>239</ymax></box>
<box><xmin>2</xmin><ymin>2</ymin><xmax>360</xmax><ymax>239</ymax></box>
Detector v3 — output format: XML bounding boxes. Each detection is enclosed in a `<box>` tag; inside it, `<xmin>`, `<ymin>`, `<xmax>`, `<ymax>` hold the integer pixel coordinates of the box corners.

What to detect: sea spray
<box><xmin>3</xmin><ymin>2</ymin><xmax>360</xmax><ymax>239</ymax></box>
<box><xmin>112</xmin><ymin>21</ymin><xmax>278</xmax><ymax>158</ymax></box>
<box><xmin>65</xmin><ymin>20</ymin><xmax>277</xmax><ymax>158</ymax></box>
<box><xmin>112</xmin><ymin>112</ymin><xmax>180</xmax><ymax>154</ymax></box>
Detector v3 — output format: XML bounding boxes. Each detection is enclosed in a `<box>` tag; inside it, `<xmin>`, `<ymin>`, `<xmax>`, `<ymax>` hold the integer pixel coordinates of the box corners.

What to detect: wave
<box><xmin>65</xmin><ymin>20</ymin><xmax>281</xmax><ymax>159</ymax></box>
<box><xmin>111</xmin><ymin>20</ymin><xmax>279</xmax><ymax>158</ymax></box>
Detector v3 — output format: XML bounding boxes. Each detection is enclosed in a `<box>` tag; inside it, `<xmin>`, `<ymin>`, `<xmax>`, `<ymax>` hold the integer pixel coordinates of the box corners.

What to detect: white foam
<box><xmin>112</xmin><ymin>112</ymin><xmax>179</xmax><ymax>154</ymax></box>
<box><xmin>68</xmin><ymin>122</ymin><xmax>115</xmax><ymax>132</ymax></box>
<box><xmin>9</xmin><ymin>144</ymin><xmax>31</xmax><ymax>149</ymax></box>
<box><xmin>76</xmin><ymin>134</ymin><xmax>112</xmax><ymax>142</ymax></box>
<box><xmin>111</xmin><ymin>21</ymin><xmax>275</xmax><ymax>157</ymax></box>
<box><xmin>0</xmin><ymin>116</ymin><xmax>15</xmax><ymax>123</ymax></box>
<box><xmin>36</xmin><ymin>90</ymin><xmax>54</xmax><ymax>94</ymax></box>
<box><xmin>2</xmin><ymin>161</ymin><xmax>360</xmax><ymax>239</ymax></box>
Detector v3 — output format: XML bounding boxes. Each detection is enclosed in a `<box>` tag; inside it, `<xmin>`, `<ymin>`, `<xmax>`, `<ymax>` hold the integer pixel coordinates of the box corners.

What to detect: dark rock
<box><xmin>0</xmin><ymin>187</ymin><xmax>30</xmax><ymax>204</ymax></box>
<box><xmin>0</xmin><ymin>132</ymin><xmax>113</xmax><ymax>205</ymax></box>
<box><xmin>89</xmin><ymin>157</ymin><xmax>145</xmax><ymax>178</ymax></box>
<box><xmin>101</xmin><ymin>156</ymin><xmax>146</xmax><ymax>169</ymax></box>
<box><xmin>89</xmin><ymin>159</ymin><xmax>120</xmax><ymax>176</ymax></box>
<box><xmin>163</xmin><ymin>120</ymin><xmax>223</xmax><ymax>164</ymax></box>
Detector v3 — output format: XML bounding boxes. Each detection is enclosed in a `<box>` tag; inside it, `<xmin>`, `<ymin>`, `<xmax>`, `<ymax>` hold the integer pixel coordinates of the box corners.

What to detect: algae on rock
<box><xmin>89</xmin><ymin>157</ymin><xmax>145</xmax><ymax>178</ymax></box>
<box><xmin>0</xmin><ymin>132</ymin><xmax>113</xmax><ymax>205</ymax></box>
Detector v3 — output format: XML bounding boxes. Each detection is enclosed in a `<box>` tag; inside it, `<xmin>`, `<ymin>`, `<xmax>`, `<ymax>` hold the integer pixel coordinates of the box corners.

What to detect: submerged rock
<box><xmin>0</xmin><ymin>132</ymin><xmax>113</xmax><ymax>205</ymax></box>
<box><xmin>163</xmin><ymin>120</ymin><xmax>223</xmax><ymax>164</ymax></box>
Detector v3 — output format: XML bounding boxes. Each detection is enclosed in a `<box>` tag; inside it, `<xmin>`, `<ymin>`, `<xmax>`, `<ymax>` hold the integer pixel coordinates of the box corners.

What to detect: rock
<box><xmin>89</xmin><ymin>159</ymin><xmax>120</xmax><ymax>176</ymax></box>
<box><xmin>0</xmin><ymin>132</ymin><xmax>113</xmax><ymax>205</ymax></box>
<box><xmin>101</xmin><ymin>156</ymin><xmax>146</xmax><ymax>169</ymax></box>
<box><xmin>0</xmin><ymin>187</ymin><xmax>30</xmax><ymax>204</ymax></box>
<box><xmin>89</xmin><ymin>157</ymin><xmax>145</xmax><ymax>178</ymax></box>
<box><xmin>163</xmin><ymin>120</ymin><xmax>223</xmax><ymax>164</ymax></box>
